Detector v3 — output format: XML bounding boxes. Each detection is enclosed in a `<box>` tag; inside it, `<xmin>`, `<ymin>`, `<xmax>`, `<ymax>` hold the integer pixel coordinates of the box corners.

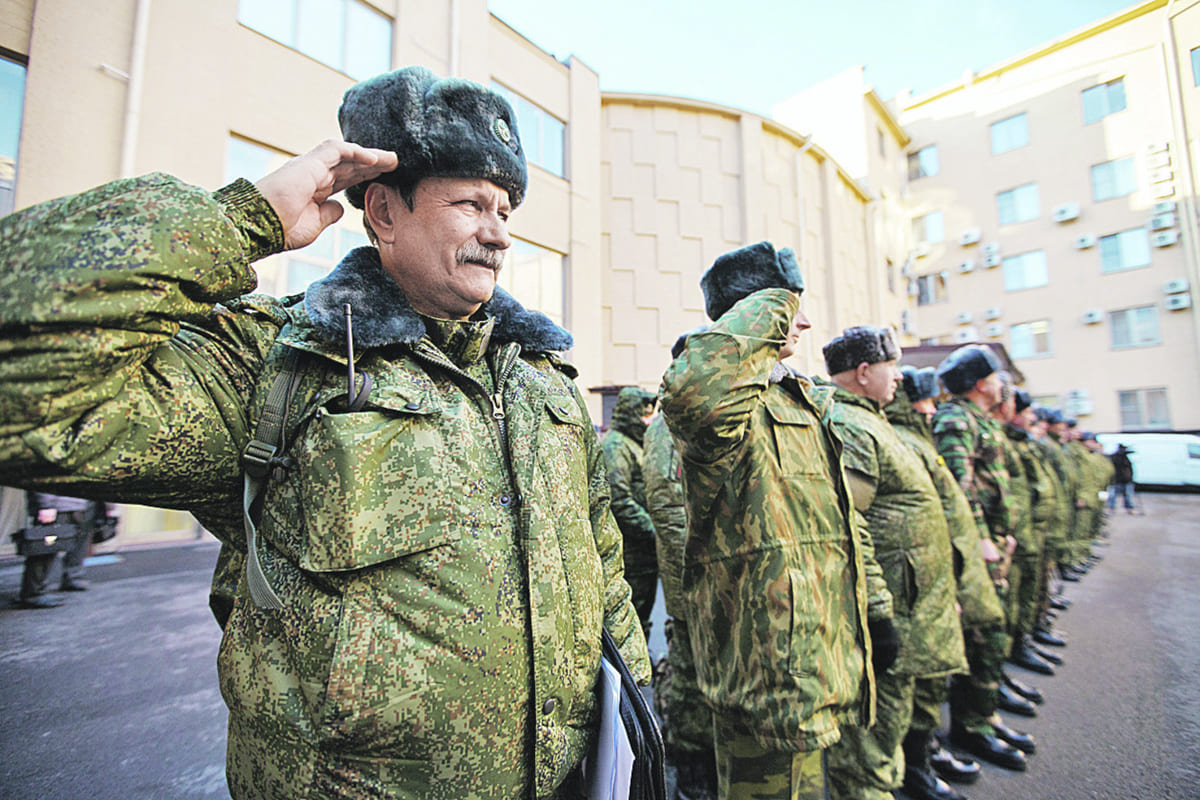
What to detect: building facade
<box><xmin>898</xmin><ymin>0</ymin><xmax>1200</xmax><ymax>432</ymax></box>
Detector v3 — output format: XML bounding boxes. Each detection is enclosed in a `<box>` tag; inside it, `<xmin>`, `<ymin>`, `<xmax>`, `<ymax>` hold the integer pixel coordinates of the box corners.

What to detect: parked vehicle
<box><xmin>1095</xmin><ymin>433</ymin><xmax>1200</xmax><ymax>488</ymax></box>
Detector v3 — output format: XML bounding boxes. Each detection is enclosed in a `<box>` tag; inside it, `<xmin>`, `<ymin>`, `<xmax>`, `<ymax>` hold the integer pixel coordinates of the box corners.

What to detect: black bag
<box><xmin>601</xmin><ymin>628</ymin><xmax>667</xmax><ymax>800</ymax></box>
<box><xmin>12</xmin><ymin>522</ymin><xmax>79</xmax><ymax>557</ymax></box>
<box><xmin>92</xmin><ymin>516</ymin><xmax>119</xmax><ymax>544</ymax></box>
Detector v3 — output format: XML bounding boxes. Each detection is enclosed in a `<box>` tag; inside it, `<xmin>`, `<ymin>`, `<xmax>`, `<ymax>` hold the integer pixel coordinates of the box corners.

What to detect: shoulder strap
<box><xmin>240</xmin><ymin>347</ymin><xmax>305</xmax><ymax>610</ymax></box>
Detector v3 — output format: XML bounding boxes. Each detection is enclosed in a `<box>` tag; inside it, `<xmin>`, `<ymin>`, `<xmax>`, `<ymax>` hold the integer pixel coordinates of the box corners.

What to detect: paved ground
<box><xmin>1</xmin><ymin>492</ymin><xmax>1197</xmax><ymax>800</ymax></box>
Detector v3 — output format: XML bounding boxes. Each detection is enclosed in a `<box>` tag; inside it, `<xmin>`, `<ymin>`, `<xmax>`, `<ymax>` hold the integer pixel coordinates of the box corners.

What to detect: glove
<box><xmin>868</xmin><ymin>617</ymin><xmax>900</xmax><ymax>673</ymax></box>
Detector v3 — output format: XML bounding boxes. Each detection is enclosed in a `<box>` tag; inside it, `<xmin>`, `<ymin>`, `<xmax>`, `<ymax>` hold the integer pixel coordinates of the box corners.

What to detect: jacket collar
<box><xmin>290</xmin><ymin>246</ymin><xmax>573</xmax><ymax>356</ymax></box>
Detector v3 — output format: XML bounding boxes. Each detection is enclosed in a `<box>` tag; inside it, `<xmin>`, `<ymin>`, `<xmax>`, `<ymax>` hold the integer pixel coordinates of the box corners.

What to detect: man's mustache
<box><xmin>457</xmin><ymin>242</ymin><xmax>505</xmax><ymax>272</ymax></box>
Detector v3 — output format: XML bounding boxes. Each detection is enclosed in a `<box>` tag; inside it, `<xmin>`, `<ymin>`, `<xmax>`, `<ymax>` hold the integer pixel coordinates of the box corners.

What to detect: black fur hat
<box><xmin>1014</xmin><ymin>388</ymin><xmax>1033</xmax><ymax>412</ymax></box>
<box><xmin>671</xmin><ymin>324</ymin><xmax>709</xmax><ymax>359</ymax></box>
<box><xmin>937</xmin><ymin>344</ymin><xmax>1002</xmax><ymax>395</ymax></box>
<box><xmin>823</xmin><ymin>326</ymin><xmax>900</xmax><ymax>375</ymax></box>
<box><xmin>901</xmin><ymin>365</ymin><xmax>939</xmax><ymax>402</ymax></box>
<box><xmin>339</xmin><ymin>66</ymin><xmax>528</xmax><ymax>209</ymax></box>
<box><xmin>700</xmin><ymin>241</ymin><xmax>804</xmax><ymax>321</ymax></box>
<box><xmin>1036</xmin><ymin>407</ymin><xmax>1064</xmax><ymax>425</ymax></box>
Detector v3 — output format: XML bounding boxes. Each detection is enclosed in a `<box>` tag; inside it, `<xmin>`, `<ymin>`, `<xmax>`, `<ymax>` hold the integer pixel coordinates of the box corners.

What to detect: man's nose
<box><xmin>479</xmin><ymin>212</ymin><xmax>511</xmax><ymax>250</ymax></box>
<box><xmin>794</xmin><ymin>309</ymin><xmax>812</xmax><ymax>331</ymax></box>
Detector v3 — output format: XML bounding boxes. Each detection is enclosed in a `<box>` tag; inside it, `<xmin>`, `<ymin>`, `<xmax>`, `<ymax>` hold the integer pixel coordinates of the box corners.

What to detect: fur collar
<box><xmin>303</xmin><ymin>246</ymin><xmax>572</xmax><ymax>352</ymax></box>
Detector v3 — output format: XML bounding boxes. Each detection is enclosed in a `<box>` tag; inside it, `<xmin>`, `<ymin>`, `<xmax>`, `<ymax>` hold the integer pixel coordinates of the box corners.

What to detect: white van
<box><xmin>1095</xmin><ymin>433</ymin><xmax>1200</xmax><ymax>488</ymax></box>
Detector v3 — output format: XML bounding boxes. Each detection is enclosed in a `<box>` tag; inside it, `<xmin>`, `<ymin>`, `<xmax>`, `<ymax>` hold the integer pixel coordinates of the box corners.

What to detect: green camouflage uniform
<box><xmin>1006</xmin><ymin>424</ymin><xmax>1054</xmax><ymax>637</ymax></box>
<box><xmin>1065</xmin><ymin>440</ymin><xmax>1097</xmax><ymax>566</ymax></box>
<box><xmin>661</xmin><ymin>288</ymin><xmax>892</xmax><ymax>800</ymax></box>
<box><xmin>1047</xmin><ymin>431</ymin><xmax>1082</xmax><ymax>565</ymax></box>
<box><xmin>1035</xmin><ymin>434</ymin><xmax>1073</xmax><ymax>614</ymax></box>
<box><xmin>932</xmin><ymin>397</ymin><xmax>1014</xmax><ymax>737</ymax></box>
<box><xmin>0</xmin><ymin>175</ymin><xmax>650</xmax><ymax>800</ymax></box>
<box><xmin>996</xmin><ymin>427</ymin><xmax>1032</xmax><ymax>648</ymax></box>
<box><xmin>824</xmin><ymin>388</ymin><xmax>966</xmax><ymax>800</ymax></box>
<box><xmin>1087</xmin><ymin>449</ymin><xmax>1115</xmax><ymax>539</ymax></box>
<box><xmin>601</xmin><ymin>386</ymin><xmax>659</xmax><ymax>635</ymax></box>
<box><xmin>644</xmin><ymin>414</ymin><xmax>714</xmax><ymax>761</ymax></box>
<box><xmin>886</xmin><ymin>397</ymin><xmax>1004</xmax><ymax>744</ymax></box>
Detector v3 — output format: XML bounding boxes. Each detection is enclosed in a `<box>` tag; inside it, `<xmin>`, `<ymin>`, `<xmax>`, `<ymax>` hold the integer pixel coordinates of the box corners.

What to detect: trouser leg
<box><xmin>826</xmin><ymin>669</ymin><xmax>913</xmax><ymax>800</ymax></box>
<box><xmin>20</xmin><ymin>553</ymin><xmax>55</xmax><ymax>599</ymax></box>
<box><xmin>61</xmin><ymin>514</ymin><xmax>89</xmax><ymax>587</ymax></box>
<box><xmin>713</xmin><ymin>723</ymin><xmax>825</xmax><ymax>800</ymax></box>
<box><xmin>625</xmin><ymin>571</ymin><xmax>658</xmax><ymax>638</ymax></box>
<box><xmin>950</xmin><ymin>624</ymin><xmax>1007</xmax><ymax>736</ymax></box>
<box><xmin>662</xmin><ymin>619</ymin><xmax>717</xmax><ymax>799</ymax></box>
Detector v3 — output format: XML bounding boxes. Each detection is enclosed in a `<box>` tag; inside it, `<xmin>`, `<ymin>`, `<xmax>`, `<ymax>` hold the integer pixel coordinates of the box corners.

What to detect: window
<box><xmin>1091</xmin><ymin>157</ymin><xmax>1136</xmax><ymax>201</ymax></box>
<box><xmin>912</xmin><ymin>210</ymin><xmax>944</xmax><ymax>244</ymax></box>
<box><xmin>1110</xmin><ymin>305</ymin><xmax>1160</xmax><ymax>349</ymax></box>
<box><xmin>907</xmin><ymin>145</ymin><xmax>938</xmax><ymax>180</ymax></box>
<box><xmin>238</xmin><ymin>0</ymin><xmax>391</xmax><ymax>80</ymax></box>
<box><xmin>0</xmin><ymin>55</ymin><xmax>25</xmax><ymax>216</ymax></box>
<box><xmin>991</xmin><ymin>113</ymin><xmax>1029</xmax><ymax>155</ymax></box>
<box><xmin>915</xmin><ymin>273</ymin><xmax>948</xmax><ymax>306</ymax></box>
<box><xmin>1032</xmin><ymin>393</ymin><xmax>1059</xmax><ymax>409</ymax></box>
<box><xmin>1192</xmin><ymin>47</ymin><xmax>1200</xmax><ymax>87</ymax></box>
<box><xmin>996</xmin><ymin>183</ymin><xmax>1039</xmax><ymax>225</ymax></box>
<box><xmin>1009</xmin><ymin>319</ymin><xmax>1052</xmax><ymax>358</ymax></box>
<box><xmin>1082</xmin><ymin>77</ymin><xmax>1126</xmax><ymax>124</ymax></box>
<box><xmin>491</xmin><ymin>83</ymin><xmax>565</xmax><ymax>178</ymax></box>
<box><xmin>1099</xmin><ymin>228</ymin><xmax>1152</xmax><ymax>273</ymax></box>
<box><xmin>1002</xmin><ymin>250</ymin><xmax>1048</xmax><ymax>291</ymax></box>
<box><xmin>495</xmin><ymin>239</ymin><xmax>565</xmax><ymax>327</ymax></box>
<box><xmin>225</xmin><ymin>135</ymin><xmax>369</xmax><ymax>295</ymax></box>
<box><xmin>1118</xmin><ymin>388</ymin><xmax>1170</xmax><ymax>430</ymax></box>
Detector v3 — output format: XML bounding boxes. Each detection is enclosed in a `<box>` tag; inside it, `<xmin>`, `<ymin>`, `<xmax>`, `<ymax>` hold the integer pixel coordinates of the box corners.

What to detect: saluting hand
<box><xmin>255</xmin><ymin>140</ymin><xmax>399</xmax><ymax>251</ymax></box>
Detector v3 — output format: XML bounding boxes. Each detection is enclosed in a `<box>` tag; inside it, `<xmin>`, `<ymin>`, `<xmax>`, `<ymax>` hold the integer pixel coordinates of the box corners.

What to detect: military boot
<box><xmin>902</xmin><ymin>730</ymin><xmax>968</xmax><ymax>800</ymax></box>
<box><xmin>1008</xmin><ymin>634</ymin><xmax>1055</xmax><ymax>676</ymax></box>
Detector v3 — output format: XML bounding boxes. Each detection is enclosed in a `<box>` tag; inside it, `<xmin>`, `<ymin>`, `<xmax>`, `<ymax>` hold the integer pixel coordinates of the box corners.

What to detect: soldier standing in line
<box><xmin>1046</xmin><ymin>412</ymin><xmax>1086</xmax><ymax>584</ymax></box>
<box><xmin>602</xmin><ymin>385</ymin><xmax>660</xmax><ymax>637</ymax></box>
<box><xmin>1032</xmin><ymin>409</ymin><xmax>1077</xmax><ymax>614</ymax></box>
<box><xmin>821</xmin><ymin>329</ymin><xmax>967</xmax><ymax>800</ymax></box>
<box><xmin>661</xmin><ymin>241</ymin><xmax>897</xmax><ymax>800</ymax></box>
<box><xmin>646</xmin><ymin>328</ymin><xmax>717</xmax><ymax>800</ymax></box>
<box><xmin>932</xmin><ymin>346</ymin><xmax>1035</xmax><ymax>771</ymax></box>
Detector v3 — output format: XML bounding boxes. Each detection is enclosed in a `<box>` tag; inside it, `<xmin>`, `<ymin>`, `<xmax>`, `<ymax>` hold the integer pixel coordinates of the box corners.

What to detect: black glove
<box><xmin>868</xmin><ymin>617</ymin><xmax>900</xmax><ymax>673</ymax></box>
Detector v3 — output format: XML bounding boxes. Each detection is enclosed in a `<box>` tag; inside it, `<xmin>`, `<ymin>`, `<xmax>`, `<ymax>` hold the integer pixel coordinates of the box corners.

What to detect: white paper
<box><xmin>585</xmin><ymin>657</ymin><xmax>635</xmax><ymax>800</ymax></box>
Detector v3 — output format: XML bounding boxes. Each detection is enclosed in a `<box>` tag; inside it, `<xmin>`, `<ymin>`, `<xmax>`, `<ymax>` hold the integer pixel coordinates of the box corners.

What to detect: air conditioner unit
<box><xmin>1150</xmin><ymin>212</ymin><xmax>1176</xmax><ymax>230</ymax></box>
<box><xmin>982</xmin><ymin>242</ymin><xmax>1000</xmax><ymax>257</ymax></box>
<box><xmin>1152</xmin><ymin>230</ymin><xmax>1179</xmax><ymax>247</ymax></box>
<box><xmin>1073</xmin><ymin>234</ymin><xmax>1098</xmax><ymax>249</ymax></box>
<box><xmin>982</xmin><ymin>254</ymin><xmax>1002</xmax><ymax>268</ymax></box>
<box><xmin>1153</xmin><ymin>183</ymin><xmax>1176</xmax><ymax>199</ymax></box>
<box><xmin>1147</xmin><ymin>141</ymin><xmax>1170</xmax><ymax>154</ymax></box>
<box><xmin>900</xmin><ymin>258</ymin><xmax>915</xmax><ymax>278</ymax></box>
<box><xmin>953</xmin><ymin>327</ymin><xmax>978</xmax><ymax>344</ymax></box>
<box><xmin>1148</xmin><ymin>151</ymin><xmax>1172</xmax><ymax>169</ymax></box>
<box><xmin>959</xmin><ymin>227</ymin><xmax>982</xmax><ymax>246</ymax></box>
<box><xmin>955</xmin><ymin>311</ymin><xmax>973</xmax><ymax>325</ymax></box>
<box><xmin>984</xmin><ymin>306</ymin><xmax>1002</xmax><ymax>320</ymax></box>
<box><xmin>900</xmin><ymin>310</ymin><xmax>917</xmax><ymax>336</ymax></box>
<box><xmin>984</xmin><ymin>322</ymin><xmax>1004</xmax><ymax>337</ymax></box>
<box><xmin>1081</xmin><ymin>309</ymin><xmax>1104</xmax><ymax>324</ymax></box>
<box><xmin>1165</xmin><ymin>293</ymin><xmax>1192</xmax><ymax>311</ymax></box>
<box><xmin>914</xmin><ymin>241</ymin><xmax>932</xmax><ymax>257</ymax></box>
<box><xmin>1052</xmin><ymin>203</ymin><xmax>1080</xmax><ymax>223</ymax></box>
<box><xmin>958</xmin><ymin>260</ymin><xmax>975</xmax><ymax>273</ymax></box>
<box><xmin>1164</xmin><ymin>278</ymin><xmax>1190</xmax><ymax>294</ymax></box>
<box><xmin>1153</xmin><ymin>200</ymin><xmax>1177</xmax><ymax>215</ymax></box>
<box><xmin>1150</xmin><ymin>167</ymin><xmax>1175</xmax><ymax>184</ymax></box>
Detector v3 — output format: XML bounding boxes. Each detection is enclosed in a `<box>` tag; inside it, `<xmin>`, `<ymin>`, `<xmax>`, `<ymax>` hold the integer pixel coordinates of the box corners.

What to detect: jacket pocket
<box><xmin>288</xmin><ymin>392</ymin><xmax>461</xmax><ymax>572</ymax></box>
<box><xmin>766</xmin><ymin>403</ymin><xmax>827</xmax><ymax>477</ymax></box>
<box><xmin>788</xmin><ymin>568</ymin><xmax>822</xmax><ymax>676</ymax></box>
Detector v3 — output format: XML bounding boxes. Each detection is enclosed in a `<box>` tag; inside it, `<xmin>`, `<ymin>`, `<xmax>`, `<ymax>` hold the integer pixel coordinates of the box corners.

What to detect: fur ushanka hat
<box><xmin>338</xmin><ymin>66</ymin><xmax>528</xmax><ymax>209</ymax></box>
<box><xmin>901</xmin><ymin>365</ymin><xmax>939</xmax><ymax>403</ymax></box>
<box><xmin>700</xmin><ymin>241</ymin><xmax>805</xmax><ymax>321</ymax></box>
<box><xmin>1014</xmin><ymin>388</ymin><xmax>1033</xmax><ymax>413</ymax></box>
<box><xmin>937</xmin><ymin>344</ymin><xmax>1002</xmax><ymax>395</ymax></box>
<box><xmin>822</xmin><ymin>326</ymin><xmax>900</xmax><ymax>376</ymax></box>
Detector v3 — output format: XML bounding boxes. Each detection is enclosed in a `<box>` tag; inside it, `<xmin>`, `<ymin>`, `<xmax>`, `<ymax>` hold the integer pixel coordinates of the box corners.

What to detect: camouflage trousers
<box><xmin>657</xmin><ymin>618</ymin><xmax>716</xmax><ymax>757</ymax></box>
<box><xmin>826</xmin><ymin>669</ymin><xmax>913</xmax><ymax>800</ymax></box>
<box><xmin>949</xmin><ymin>624</ymin><xmax>1008</xmax><ymax>735</ymax></box>
<box><xmin>910</xmin><ymin>676</ymin><xmax>947</xmax><ymax>736</ymax></box>
<box><xmin>1006</xmin><ymin>545</ymin><xmax>1045</xmax><ymax>637</ymax></box>
<box><xmin>713</xmin><ymin>724</ymin><xmax>825</xmax><ymax>800</ymax></box>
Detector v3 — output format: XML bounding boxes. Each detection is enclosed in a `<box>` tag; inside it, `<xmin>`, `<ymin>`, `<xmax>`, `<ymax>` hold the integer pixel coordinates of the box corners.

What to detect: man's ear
<box><xmin>364</xmin><ymin>183</ymin><xmax>401</xmax><ymax>244</ymax></box>
<box><xmin>855</xmin><ymin>361</ymin><xmax>872</xmax><ymax>387</ymax></box>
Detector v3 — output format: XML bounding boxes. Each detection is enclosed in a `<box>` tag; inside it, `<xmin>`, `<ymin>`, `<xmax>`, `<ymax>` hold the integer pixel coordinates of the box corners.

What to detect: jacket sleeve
<box><xmin>0</xmin><ymin>174</ymin><xmax>284</xmax><ymax>532</ymax></box>
<box><xmin>660</xmin><ymin>288</ymin><xmax>797</xmax><ymax>466</ymax></box>
<box><xmin>932</xmin><ymin>410</ymin><xmax>990</xmax><ymax>541</ymax></box>
<box><xmin>602</xmin><ymin>437</ymin><xmax>655</xmax><ymax>537</ymax></box>
<box><xmin>852</xmin><ymin>507</ymin><xmax>895</xmax><ymax>621</ymax></box>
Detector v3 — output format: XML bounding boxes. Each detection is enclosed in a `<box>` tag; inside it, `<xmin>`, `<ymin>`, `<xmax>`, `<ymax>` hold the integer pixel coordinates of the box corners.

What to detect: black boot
<box><xmin>948</xmin><ymin>726</ymin><xmax>1027</xmax><ymax>771</ymax></box>
<box><xmin>997</xmin><ymin>683</ymin><xmax>1037</xmax><ymax>717</ymax></box>
<box><xmin>1049</xmin><ymin>595</ymin><xmax>1072</xmax><ymax>610</ymax></box>
<box><xmin>1033</xmin><ymin>626</ymin><xmax>1067</xmax><ymax>647</ymax></box>
<box><xmin>929</xmin><ymin>738</ymin><xmax>981</xmax><ymax>785</ymax></box>
<box><xmin>991</xmin><ymin>719</ymin><xmax>1036</xmax><ymax>754</ymax></box>
<box><xmin>1008</xmin><ymin>634</ymin><xmax>1055</xmax><ymax>675</ymax></box>
<box><xmin>903</xmin><ymin>731</ymin><xmax>968</xmax><ymax>800</ymax></box>
<box><xmin>1003</xmin><ymin>672</ymin><xmax>1044</xmax><ymax>705</ymax></box>
<box><xmin>1031</xmin><ymin>642</ymin><xmax>1063</xmax><ymax>666</ymax></box>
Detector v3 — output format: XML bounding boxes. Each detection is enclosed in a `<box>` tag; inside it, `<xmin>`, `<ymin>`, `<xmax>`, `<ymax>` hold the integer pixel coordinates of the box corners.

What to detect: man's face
<box><xmin>861</xmin><ymin>359</ymin><xmax>902</xmax><ymax>405</ymax></box>
<box><xmin>994</xmin><ymin>394</ymin><xmax>1016</xmax><ymax>423</ymax></box>
<box><xmin>1015</xmin><ymin>406</ymin><xmax>1037</xmax><ymax>429</ymax></box>
<box><xmin>912</xmin><ymin>397</ymin><xmax>936</xmax><ymax>423</ymax></box>
<box><xmin>1032</xmin><ymin>419</ymin><xmax>1048</xmax><ymax>437</ymax></box>
<box><xmin>379</xmin><ymin>177</ymin><xmax>512</xmax><ymax>320</ymax></box>
<box><xmin>975</xmin><ymin>371</ymin><xmax>1003</xmax><ymax>407</ymax></box>
<box><xmin>778</xmin><ymin>304</ymin><xmax>811</xmax><ymax>360</ymax></box>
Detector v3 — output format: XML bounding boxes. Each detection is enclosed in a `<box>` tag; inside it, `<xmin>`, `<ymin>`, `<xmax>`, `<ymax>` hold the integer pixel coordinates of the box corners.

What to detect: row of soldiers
<box><xmin>600</xmin><ymin>240</ymin><xmax>1115</xmax><ymax>800</ymax></box>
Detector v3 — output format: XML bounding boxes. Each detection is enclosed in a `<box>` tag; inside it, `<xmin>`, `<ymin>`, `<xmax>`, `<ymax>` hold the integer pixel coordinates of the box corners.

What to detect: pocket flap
<box><xmin>766</xmin><ymin>403</ymin><xmax>814</xmax><ymax>427</ymax></box>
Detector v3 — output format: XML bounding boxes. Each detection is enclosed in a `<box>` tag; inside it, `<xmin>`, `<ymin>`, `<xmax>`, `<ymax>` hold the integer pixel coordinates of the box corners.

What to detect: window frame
<box><xmin>912</xmin><ymin>210</ymin><xmax>945</xmax><ymax>244</ymax></box>
<box><xmin>1091</xmin><ymin>156</ymin><xmax>1137</xmax><ymax>202</ymax></box>
<box><xmin>490</xmin><ymin>81</ymin><xmax>567</xmax><ymax>179</ymax></box>
<box><xmin>915</xmin><ymin>272</ymin><xmax>948</xmax><ymax>306</ymax></box>
<box><xmin>996</xmin><ymin>182</ymin><xmax>1039</xmax><ymax>226</ymax></box>
<box><xmin>1109</xmin><ymin>305</ymin><xmax>1161</xmax><ymax>349</ymax></box>
<box><xmin>1001</xmin><ymin>250</ymin><xmax>1048</xmax><ymax>292</ymax></box>
<box><xmin>1118</xmin><ymin>387</ymin><xmax>1170</xmax><ymax>430</ymax></box>
<box><xmin>990</xmin><ymin>112</ymin><xmax>1029</xmax><ymax>155</ymax></box>
<box><xmin>1082</xmin><ymin>77</ymin><xmax>1127</xmax><ymax>125</ymax></box>
<box><xmin>1099</xmin><ymin>227</ymin><xmax>1152</xmax><ymax>274</ymax></box>
<box><xmin>907</xmin><ymin>145</ymin><xmax>939</xmax><ymax>180</ymax></box>
<box><xmin>1008</xmin><ymin>319</ymin><xmax>1053</xmax><ymax>359</ymax></box>
<box><xmin>237</xmin><ymin>0</ymin><xmax>392</xmax><ymax>80</ymax></box>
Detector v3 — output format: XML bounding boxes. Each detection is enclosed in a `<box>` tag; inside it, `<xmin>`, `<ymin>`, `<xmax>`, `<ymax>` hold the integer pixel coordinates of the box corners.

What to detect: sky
<box><xmin>487</xmin><ymin>0</ymin><xmax>1140</xmax><ymax>116</ymax></box>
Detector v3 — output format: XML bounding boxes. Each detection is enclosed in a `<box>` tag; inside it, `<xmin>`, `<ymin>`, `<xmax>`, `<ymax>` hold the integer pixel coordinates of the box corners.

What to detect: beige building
<box><xmin>897</xmin><ymin>0</ymin><xmax>1200</xmax><ymax>433</ymax></box>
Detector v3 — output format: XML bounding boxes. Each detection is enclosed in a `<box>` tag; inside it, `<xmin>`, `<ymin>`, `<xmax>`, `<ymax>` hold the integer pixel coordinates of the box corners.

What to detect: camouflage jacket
<box><xmin>601</xmin><ymin>388</ymin><xmax>658</xmax><ymax>576</ymax></box>
<box><xmin>643</xmin><ymin>413</ymin><xmax>687</xmax><ymax>618</ymax></box>
<box><xmin>0</xmin><ymin>175</ymin><xmax>649</xmax><ymax>800</ymax></box>
<box><xmin>932</xmin><ymin>397</ymin><xmax>1015</xmax><ymax>545</ymax></box>
<box><xmin>996</xmin><ymin>426</ymin><xmax>1035</xmax><ymax>553</ymax></box>
<box><xmin>1006</xmin><ymin>424</ymin><xmax>1060</xmax><ymax>537</ymax></box>
<box><xmin>826</xmin><ymin>389</ymin><xmax>965</xmax><ymax>679</ymax></box>
<box><xmin>1034</xmin><ymin>436</ymin><xmax>1072</xmax><ymax>550</ymax></box>
<box><xmin>660</xmin><ymin>288</ymin><xmax>891</xmax><ymax>753</ymax></box>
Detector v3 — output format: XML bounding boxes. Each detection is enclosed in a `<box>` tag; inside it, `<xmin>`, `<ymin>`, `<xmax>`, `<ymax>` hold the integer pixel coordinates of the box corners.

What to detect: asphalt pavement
<box><xmin>1</xmin><ymin>493</ymin><xmax>1198</xmax><ymax>800</ymax></box>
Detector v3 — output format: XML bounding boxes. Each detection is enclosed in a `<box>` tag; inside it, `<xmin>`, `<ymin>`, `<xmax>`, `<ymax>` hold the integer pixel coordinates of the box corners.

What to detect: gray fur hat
<box><xmin>937</xmin><ymin>344</ymin><xmax>1002</xmax><ymax>395</ymax></box>
<box><xmin>671</xmin><ymin>324</ymin><xmax>709</xmax><ymax>359</ymax></box>
<box><xmin>1014</xmin><ymin>388</ymin><xmax>1033</xmax><ymax>412</ymax></box>
<box><xmin>700</xmin><ymin>241</ymin><xmax>804</xmax><ymax>321</ymax></box>
<box><xmin>901</xmin><ymin>365</ymin><xmax>939</xmax><ymax>402</ymax></box>
<box><xmin>338</xmin><ymin>66</ymin><xmax>528</xmax><ymax>209</ymax></box>
<box><xmin>823</xmin><ymin>326</ymin><xmax>900</xmax><ymax>375</ymax></box>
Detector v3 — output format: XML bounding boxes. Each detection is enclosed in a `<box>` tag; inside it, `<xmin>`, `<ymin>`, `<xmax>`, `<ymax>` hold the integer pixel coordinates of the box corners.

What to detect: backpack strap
<box><xmin>240</xmin><ymin>347</ymin><xmax>305</xmax><ymax>610</ymax></box>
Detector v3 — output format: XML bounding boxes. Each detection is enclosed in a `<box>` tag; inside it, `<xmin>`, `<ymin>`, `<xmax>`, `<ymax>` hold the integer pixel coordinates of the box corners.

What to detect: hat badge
<box><xmin>493</xmin><ymin>117</ymin><xmax>512</xmax><ymax>145</ymax></box>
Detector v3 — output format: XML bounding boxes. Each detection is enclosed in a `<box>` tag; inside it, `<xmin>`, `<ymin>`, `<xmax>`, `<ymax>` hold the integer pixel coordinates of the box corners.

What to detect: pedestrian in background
<box><xmin>15</xmin><ymin>491</ymin><xmax>97</xmax><ymax>608</ymax></box>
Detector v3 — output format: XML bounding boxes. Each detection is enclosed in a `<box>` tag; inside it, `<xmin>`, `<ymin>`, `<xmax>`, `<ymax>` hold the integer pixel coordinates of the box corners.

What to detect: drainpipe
<box><xmin>119</xmin><ymin>0</ymin><xmax>152</xmax><ymax>179</ymax></box>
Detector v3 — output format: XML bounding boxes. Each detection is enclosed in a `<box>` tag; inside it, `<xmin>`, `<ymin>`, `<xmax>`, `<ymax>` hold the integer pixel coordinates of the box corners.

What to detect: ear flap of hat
<box><xmin>700</xmin><ymin>242</ymin><xmax>804</xmax><ymax>321</ymax></box>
